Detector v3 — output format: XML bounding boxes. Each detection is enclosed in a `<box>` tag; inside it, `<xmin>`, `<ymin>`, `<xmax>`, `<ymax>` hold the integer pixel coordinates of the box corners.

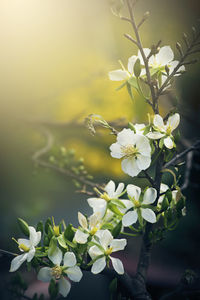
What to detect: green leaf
<box><xmin>88</xmin><ymin>241</ymin><xmax>105</xmax><ymax>253</ymax></box>
<box><xmin>48</xmin><ymin>237</ymin><xmax>57</xmax><ymax>257</ymax></box>
<box><xmin>87</xmin><ymin>254</ymin><xmax>105</xmax><ymax>266</ymax></box>
<box><xmin>161</xmin><ymin>197</ymin><xmax>169</xmax><ymax>210</ymax></box>
<box><xmin>36</xmin><ymin>221</ymin><xmax>43</xmax><ymax>235</ymax></box>
<box><xmin>43</xmin><ymin>235</ymin><xmax>49</xmax><ymax>246</ymax></box>
<box><xmin>109</xmin><ymin>277</ymin><xmax>117</xmax><ymax>294</ymax></box>
<box><xmin>108</xmin><ymin>203</ymin><xmax>123</xmax><ymax>216</ymax></box>
<box><xmin>48</xmin><ymin>225</ymin><xmax>54</xmax><ymax>239</ymax></box>
<box><xmin>101</xmin><ymin>223</ymin><xmax>114</xmax><ymax>230</ymax></box>
<box><xmin>111</xmin><ymin>199</ymin><xmax>126</xmax><ymax>209</ymax></box>
<box><xmin>137</xmin><ymin>209</ymin><xmax>143</xmax><ymax>227</ymax></box>
<box><xmin>134</xmin><ymin>58</ymin><xmax>141</xmax><ymax>77</ymax></box>
<box><xmin>17</xmin><ymin>218</ymin><xmax>29</xmax><ymax>237</ymax></box>
<box><xmin>128</xmin><ymin>122</ymin><xmax>136</xmax><ymax>133</ymax></box>
<box><xmin>176</xmin><ymin>197</ymin><xmax>185</xmax><ymax>211</ymax></box>
<box><xmin>48</xmin><ymin>279</ymin><xmax>58</xmax><ymax>300</ymax></box>
<box><xmin>126</xmin><ymin>82</ymin><xmax>134</xmax><ymax>100</ymax></box>
<box><xmin>159</xmin><ymin>137</ymin><xmax>164</xmax><ymax>148</ymax></box>
<box><xmin>128</xmin><ymin>77</ymin><xmax>138</xmax><ymax>89</ymax></box>
<box><xmin>112</xmin><ymin>221</ymin><xmax>122</xmax><ymax>238</ymax></box>
<box><xmin>64</xmin><ymin>224</ymin><xmax>75</xmax><ymax>242</ymax></box>
<box><xmin>45</xmin><ymin>218</ymin><xmax>52</xmax><ymax>234</ymax></box>
<box><xmin>57</xmin><ymin>234</ymin><xmax>68</xmax><ymax>249</ymax></box>
<box><xmin>65</xmin><ymin>239</ymin><xmax>76</xmax><ymax>248</ymax></box>
<box><xmin>115</xmin><ymin>81</ymin><xmax>127</xmax><ymax>91</ymax></box>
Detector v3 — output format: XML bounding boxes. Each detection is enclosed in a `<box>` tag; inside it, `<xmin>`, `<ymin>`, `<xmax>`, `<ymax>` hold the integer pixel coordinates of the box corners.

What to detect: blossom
<box><xmin>87</xmin><ymin>180</ymin><xmax>132</xmax><ymax>217</ymax></box>
<box><xmin>74</xmin><ymin>212</ymin><xmax>102</xmax><ymax>244</ymax></box>
<box><xmin>37</xmin><ymin>249</ymin><xmax>82</xmax><ymax>298</ymax></box>
<box><xmin>88</xmin><ymin>230</ymin><xmax>126</xmax><ymax>275</ymax></box>
<box><xmin>146</xmin><ymin>113</ymin><xmax>180</xmax><ymax>149</ymax></box>
<box><xmin>122</xmin><ymin>184</ymin><xmax>157</xmax><ymax>226</ymax></box>
<box><xmin>110</xmin><ymin>128</ymin><xmax>151</xmax><ymax>177</ymax></box>
<box><xmin>108</xmin><ymin>55</ymin><xmax>138</xmax><ymax>81</ymax></box>
<box><xmin>10</xmin><ymin>226</ymin><xmax>41</xmax><ymax>272</ymax></box>
<box><xmin>138</xmin><ymin>46</ymin><xmax>185</xmax><ymax>76</ymax></box>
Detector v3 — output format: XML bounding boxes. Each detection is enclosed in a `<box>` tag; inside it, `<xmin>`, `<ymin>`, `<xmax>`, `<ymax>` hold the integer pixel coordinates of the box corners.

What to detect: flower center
<box><xmin>133</xmin><ymin>199</ymin><xmax>140</xmax><ymax>208</ymax></box>
<box><xmin>121</xmin><ymin>144</ymin><xmax>138</xmax><ymax>158</ymax></box>
<box><xmin>90</xmin><ymin>226</ymin><xmax>98</xmax><ymax>235</ymax></box>
<box><xmin>101</xmin><ymin>192</ymin><xmax>111</xmax><ymax>202</ymax></box>
<box><xmin>51</xmin><ymin>265</ymin><xmax>62</xmax><ymax>280</ymax></box>
<box><xmin>105</xmin><ymin>246</ymin><xmax>113</xmax><ymax>256</ymax></box>
<box><xmin>53</xmin><ymin>225</ymin><xmax>60</xmax><ymax>237</ymax></box>
<box><xmin>166</xmin><ymin>126</ymin><xmax>172</xmax><ymax>136</ymax></box>
<box><xmin>19</xmin><ymin>244</ymin><xmax>30</xmax><ymax>252</ymax></box>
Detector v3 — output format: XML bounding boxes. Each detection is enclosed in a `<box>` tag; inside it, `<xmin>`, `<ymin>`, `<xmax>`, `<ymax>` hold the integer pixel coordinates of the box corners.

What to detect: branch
<box><xmin>163</xmin><ymin>140</ymin><xmax>200</xmax><ymax>169</ymax></box>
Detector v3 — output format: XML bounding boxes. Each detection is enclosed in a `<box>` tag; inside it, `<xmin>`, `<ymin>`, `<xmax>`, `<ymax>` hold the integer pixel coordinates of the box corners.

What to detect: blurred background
<box><xmin>0</xmin><ymin>0</ymin><xmax>200</xmax><ymax>299</ymax></box>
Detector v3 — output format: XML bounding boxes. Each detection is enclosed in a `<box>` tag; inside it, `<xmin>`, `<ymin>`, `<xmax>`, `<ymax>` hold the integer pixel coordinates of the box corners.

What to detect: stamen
<box><xmin>51</xmin><ymin>265</ymin><xmax>62</xmax><ymax>280</ymax></box>
<box><xmin>121</xmin><ymin>144</ymin><xmax>139</xmax><ymax>158</ymax></box>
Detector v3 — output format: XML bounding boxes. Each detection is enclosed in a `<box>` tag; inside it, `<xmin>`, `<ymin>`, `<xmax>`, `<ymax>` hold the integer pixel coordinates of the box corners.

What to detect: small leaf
<box><xmin>112</xmin><ymin>221</ymin><xmax>122</xmax><ymax>238</ymax></box>
<box><xmin>126</xmin><ymin>82</ymin><xmax>134</xmax><ymax>100</ymax></box>
<box><xmin>64</xmin><ymin>224</ymin><xmax>75</xmax><ymax>242</ymax></box>
<box><xmin>48</xmin><ymin>279</ymin><xmax>58</xmax><ymax>299</ymax></box>
<box><xmin>36</xmin><ymin>221</ymin><xmax>43</xmax><ymax>235</ymax></box>
<box><xmin>45</xmin><ymin>218</ymin><xmax>52</xmax><ymax>234</ymax></box>
<box><xmin>57</xmin><ymin>234</ymin><xmax>68</xmax><ymax>249</ymax></box>
<box><xmin>17</xmin><ymin>218</ymin><xmax>29</xmax><ymax>237</ymax></box>
<box><xmin>134</xmin><ymin>58</ymin><xmax>141</xmax><ymax>77</ymax></box>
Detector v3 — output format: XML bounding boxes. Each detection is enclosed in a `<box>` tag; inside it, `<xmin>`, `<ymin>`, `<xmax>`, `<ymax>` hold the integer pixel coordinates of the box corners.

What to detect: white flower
<box><xmin>146</xmin><ymin>113</ymin><xmax>180</xmax><ymax>149</ymax></box>
<box><xmin>74</xmin><ymin>212</ymin><xmax>102</xmax><ymax>244</ymax></box>
<box><xmin>122</xmin><ymin>184</ymin><xmax>157</xmax><ymax>226</ymax></box>
<box><xmin>9</xmin><ymin>226</ymin><xmax>41</xmax><ymax>272</ymax></box>
<box><xmin>138</xmin><ymin>46</ymin><xmax>185</xmax><ymax>76</ymax></box>
<box><xmin>88</xmin><ymin>230</ymin><xmax>126</xmax><ymax>275</ymax></box>
<box><xmin>108</xmin><ymin>56</ymin><xmax>138</xmax><ymax>81</ymax></box>
<box><xmin>87</xmin><ymin>180</ymin><xmax>131</xmax><ymax>217</ymax></box>
<box><xmin>38</xmin><ymin>249</ymin><xmax>82</xmax><ymax>298</ymax></box>
<box><xmin>110</xmin><ymin>128</ymin><xmax>151</xmax><ymax>177</ymax></box>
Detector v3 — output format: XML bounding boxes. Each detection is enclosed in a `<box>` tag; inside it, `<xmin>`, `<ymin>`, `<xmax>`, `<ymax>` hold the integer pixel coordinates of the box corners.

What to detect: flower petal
<box><xmin>89</xmin><ymin>212</ymin><xmax>101</xmax><ymax>228</ymax></box>
<box><xmin>121</xmin><ymin>157</ymin><xmax>141</xmax><ymax>177</ymax></box>
<box><xmin>115</xmin><ymin>183</ymin><xmax>125</xmax><ymax>197</ymax></box>
<box><xmin>110</xmin><ymin>142</ymin><xmax>123</xmax><ymax>158</ymax></box>
<box><xmin>122</xmin><ymin>211</ymin><xmax>138</xmax><ymax>227</ymax></box>
<box><xmin>169</xmin><ymin>60</ymin><xmax>185</xmax><ymax>75</ymax></box>
<box><xmin>74</xmin><ymin>229</ymin><xmax>89</xmax><ymax>244</ymax></box>
<box><xmin>164</xmin><ymin>136</ymin><xmax>174</xmax><ymax>149</ymax></box>
<box><xmin>91</xmin><ymin>257</ymin><xmax>106</xmax><ymax>274</ymax></box>
<box><xmin>128</xmin><ymin>55</ymin><xmax>137</xmax><ymax>74</ymax></box>
<box><xmin>87</xmin><ymin>198</ymin><xmax>107</xmax><ymax>217</ymax></box>
<box><xmin>135</xmin><ymin>135</ymin><xmax>151</xmax><ymax>156</ymax></box>
<box><xmin>110</xmin><ymin>257</ymin><xmax>124</xmax><ymax>275</ymax></box>
<box><xmin>37</xmin><ymin>267</ymin><xmax>52</xmax><ymax>282</ymax></box>
<box><xmin>48</xmin><ymin>247</ymin><xmax>62</xmax><ymax>265</ymax></box>
<box><xmin>17</xmin><ymin>239</ymin><xmax>31</xmax><ymax>249</ymax></box>
<box><xmin>143</xmin><ymin>188</ymin><xmax>157</xmax><ymax>204</ymax></box>
<box><xmin>66</xmin><ymin>266</ymin><xmax>83</xmax><ymax>282</ymax></box>
<box><xmin>117</xmin><ymin>128</ymin><xmax>136</xmax><ymax>146</ymax></box>
<box><xmin>104</xmin><ymin>180</ymin><xmax>115</xmax><ymax>197</ymax></box>
<box><xmin>27</xmin><ymin>247</ymin><xmax>35</xmax><ymax>262</ymax></box>
<box><xmin>153</xmin><ymin>114</ymin><xmax>165</xmax><ymax>130</ymax></box>
<box><xmin>88</xmin><ymin>245</ymin><xmax>103</xmax><ymax>259</ymax></box>
<box><xmin>100</xmin><ymin>230</ymin><xmax>113</xmax><ymax>250</ymax></box>
<box><xmin>108</xmin><ymin>69</ymin><xmax>129</xmax><ymax>81</ymax></box>
<box><xmin>136</xmin><ymin>155</ymin><xmax>151</xmax><ymax>170</ymax></box>
<box><xmin>78</xmin><ymin>212</ymin><xmax>88</xmax><ymax>229</ymax></box>
<box><xmin>127</xmin><ymin>184</ymin><xmax>141</xmax><ymax>200</ymax></box>
<box><xmin>64</xmin><ymin>252</ymin><xmax>77</xmax><ymax>268</ymax></box>
<box><xmin>167</xmin><ymin>113</ymin><xmax>180</xmax><ymax>131</ymax></box>
<box><xmin>9</xmin><ymin>253</ymin><xmax>27</xmax><ymax>272</ymax></box>
<box><xmin>141</xmin><ymin>208</ymin><xmax>156</xmax><ymax>223</ymax></box>
<box><xmin>111</xmin><ymin>239</ymin><xmax>127</xmax><ymax>252</ymax></box>
<box><xmin>58</xmin><ymin>276</ymin><xmax>71</xmax><ymax>298</ymax></box>
<box><xmin>146</xmin><ymin>132</ymin><xmax>165</xmax><ymax>139</ymax></box>
<box><xmin>156</xmin><ymin>46</ymin><xmax>174</xmax><ymax>65</ymax></box>
<box><xmin>29</xmin><ymin>226</ymin><xmax>41</xmax><ymax>247</ymax></box>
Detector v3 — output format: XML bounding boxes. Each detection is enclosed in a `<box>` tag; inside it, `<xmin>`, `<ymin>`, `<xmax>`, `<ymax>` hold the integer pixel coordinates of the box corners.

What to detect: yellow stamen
<box><xmin>19</xmin><ymin>243</ymin><xmax>30</xmax><ymax>252</ymax></box>
<box><xmin>90</xmin><ymin>227</ymin><xmax>98</xmax><ymax>235</ymax></box>
<box><xmin>133</xmin><ymin>200</ymin><xmax>140</xmax><ymax>208</ymax></box>
<box><xmin>101</xmin><ymin>192</ymin><xmax>111</xmax><ymax>202</ymax></box>
<box><xmin>54</xmin><ymin>226</ymin><xmax>60</xmax><ymax>237</ymax></box>
<box><xmin>121</xmin><ymin>145</ymin><xmax>139</xmax><ymax>158</ymax></box>
<box><xmin>105</xmin><ymin>247</ymin><xmax>113</xmax><ymax>256</ymax></box>
<box><xmin>166</xmin><ymin>126</ymin><xmax>172</xmax><ymax>136</ymax></box>
<box><xmin>51</xmin><ymin>265</ymin><xmax>62</xmax><ymax>280</ymax></box>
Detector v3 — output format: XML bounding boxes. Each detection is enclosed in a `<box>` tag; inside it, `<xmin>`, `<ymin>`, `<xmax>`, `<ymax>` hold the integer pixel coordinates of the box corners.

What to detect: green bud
<box><xmin>17</xmin><ymin>218</ymin><xmax>29</xmax><ymax>237</ymax></box>
<box><xmin>176</xmin><ymin>197</ymin><xmax>185</xmax><ymax>211</ymax></box>
<box><xmin>36</xmin><ymin>221</ymin><xmax>43</xmax><ymax>235</ymax></box>
<box><xmin>161</xmin><ymin>196</ymin><xmax>169</xmax><ymax>210</ymax></box>
<box><xmin>112</xmin><ymin>221</ymin><xmax>122</xmax><ymax>238</ymax></box>
<box><xmin>45</xmin><ymin>218</ymin><xmax>52</xmax><ymax>234</ymax></box>
<box><xmin>128</xmin><ymin>122</ymin><xmax>136</xmax><ymax>133</ymax></box>
<box><xmin>64</xmin><ymin>224</ymin><xmax>75</xmax><ymax>242</ymax></box>
<box><xmin>43</xmin><ymin>235</ymin><xmax>49</xmax><ymax>246</ymax></box>
<box><xmin>134</xmin><ymin>58</ymin><xmax>141</xmax><ymax>77</ymax></box>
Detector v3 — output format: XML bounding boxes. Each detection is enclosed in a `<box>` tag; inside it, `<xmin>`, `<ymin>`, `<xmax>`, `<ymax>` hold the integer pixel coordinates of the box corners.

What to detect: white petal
<box><xmin>27</xmin><ymin>247</ymin><xmax>35</xmax><ymax>262</ymax></box>
<box><xmin>169</xmin><ymin>60</ymin><xmax>185</xmax><ymax>75</ymax></box>
<box><xmin>143</xmin><ymin>188</ymin><xmax>157</xmax><ymax>204</ymax></box>
<box><xmin>136</xmin><ymin>155</ymin><xmax>151</xmax><ymax>170</ymax></box>
<box><xmin>100</xmin><ymin>230</ymin><xmax>113</xmax><ymax>250</ymax></box>
<box><xmin>164</xmin><ymin>136</ymin><xmax>174</xmax><ymax>149</ymax></box>
<box><xmin>122</xmin><ymin>211</ymin><xmax>138</xmax><ymax>227</ymax></box>
<box><xmin>58</xmin><ymin>276</ymin><xmax>71</xmax><ymax>298</ymax></box>
<box><xmin>138</xmin><ymin>48</ymin><xmax>151</xmax><ymax>65</ymax></box>
<box><xmin>89</xmin><ymin>245</ymin><xmax>103</xmax><ymax>259</ymax></box>
<box><xmin>115</xmin><ymin>183</ymin><xmax>125</xmax><ymax>197</ymax></box>
<box><xmin>108</xmin><ymin>69</ymin><xmax>129</xmax><ymax>81</ymax></box>
<box><xmin>127</xmin><ymin>184</ymin><xmax>141</xmax><ymax>200</ymax></box>
<box><xmin>9</xmin><ymin>254</ymin><xmax>27</xmax><ymax>272</ymax></box>
<box><xmin>128</xmin><ymin>55</ymin><xmax>137</xmax><ymax>74</ymax></box>
<box><xmin>141</xmin><ymin>208</ymin><xmax>156</xmax><ymax>223</ymax></box>
<box><xmin>74</xmin><ymin>229</ymin><xmax>89</xmax><ymax>244</ymax></box>
<box><xmin>110</xmin><ymin>239</ymin><xmax>127</xmax><ymax>252</ymax></box>
<box><xmin>29</xmin><ymin>226</ymin><xmax>41</xmax><ymax>247</ymax></box>
<box><xmin>48</xmin><ymin>247</ymin><xmax>62</xmax><ymax>265</ymax></box>
<box><xmin>110</xmin><ymin>142</ymin><xmax>123</xmax><ymax>158</ymax></box>
<box><xmin>91</xmin><ymin>257</ymin><xmax>106</xmax><ymax>274</ymax></box>
<box><xmin>66</xmin><ymin>266</ymin><xmax>83</xmax><ymax>282</ymax></box>
<box><xmin>78</xmin><ymin>212</ymin><xmax>88</xmax><ymax>229</ymax></box>
<box><xmin>121</xmin><ymin>157</ymin><xmax>141</xmax><ymax>177</ymax></box>
<box><xmin>160</xmin><ymin>183</ymin><xmax>169</xmax><ymax>193</ymax></box>
<box><xmin>63</xmin><ymin>252</ymin><xmax>77</xmax><ymax>268</ymax></box>
<box><xmin>154</xmin><ymin>114</ymin><xmax>165</xmax><ymax>130</ymax></box>
<box><xmin>87</xmin><ymin>198</ymin><xmax>107</xmax><ymax>217</ymax></box>
<box><xmin>110</xmin><ymin>257</ymin><xmax>124</xmax><ymax>275</ymax></box>
<box><xmin>146</xmin><ymin>132</ymin><xmax>165</xmax><ymax>139</ymax></box>
<box><xmin>37</xmin><ymin>267</ymin><xmax>52</xmax><ymax>282</ymax></box>
<box><xmin>117</xmin><ymin>128</ymin><xmax>136</xmax><ymax>146</ymax></box>
<box><xmin>119</xmin><ymin>200</ymin><xmax>133</xmax><ymax>210</ymax></box>
<box><xmin>167</xmin><ymin>113</ymin><xmax>180</xmax><ymax>131</ymax></box>
<box><xmin>156</xmin><ymin>46</ymin><xmax>174</xmax><ymax>65</ymax></box>
<box><xmin>134</xmin><ymin>123</ymin><xmax>145</xmax><ymax>135</ymax></box>
<box><xmin>89</xmin><ymin>212</ymin><xmax>101</xmax><ymax>228</ymax></box>
<box><xmin>104</xmin><ymin>180</ymin><xmax>115</xmax><ymax>197</ymax></box>
<box><xmin>135</xmin><ymin>135</ymin><xmax>151</xmax><ymax>156</ymax></box>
